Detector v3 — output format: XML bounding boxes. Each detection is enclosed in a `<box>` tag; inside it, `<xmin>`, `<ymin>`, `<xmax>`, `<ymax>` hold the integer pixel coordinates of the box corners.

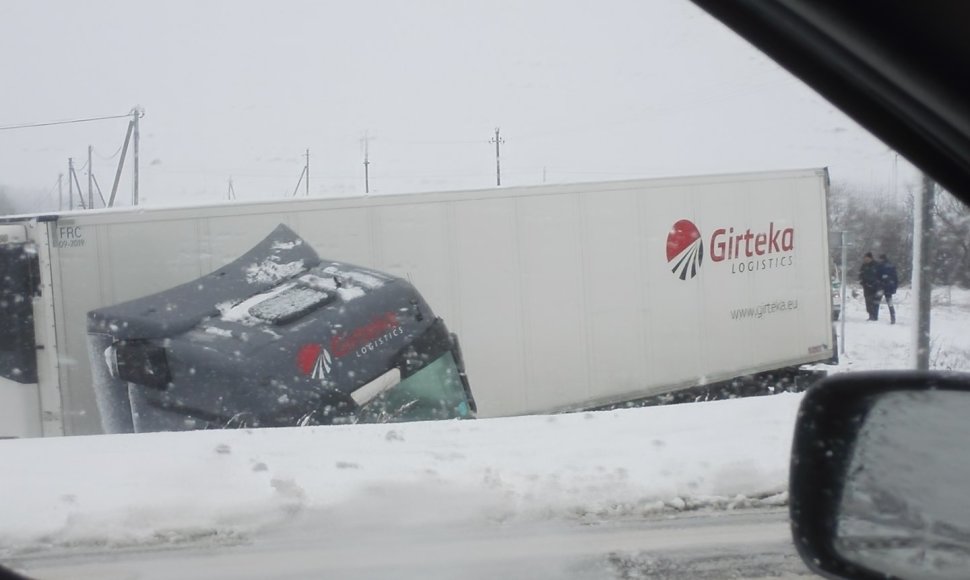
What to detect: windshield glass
<box><xmin>358</xmin><ymin>351</ymin><xmax>471</xmax><ymax>423</ymax></box>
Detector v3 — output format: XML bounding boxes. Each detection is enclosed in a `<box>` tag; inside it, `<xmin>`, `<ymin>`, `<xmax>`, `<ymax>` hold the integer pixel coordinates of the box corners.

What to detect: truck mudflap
<box><xmin>87</xmin><ymin>224</ymin><xmax>475</xmax><ymax>433</ymax></box>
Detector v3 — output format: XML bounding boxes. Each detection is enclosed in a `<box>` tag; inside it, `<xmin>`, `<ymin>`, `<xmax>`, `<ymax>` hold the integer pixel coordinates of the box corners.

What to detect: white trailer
<box><xmin>0</xmin><ymin>168</ymin><xmax>834</xmax><ymax>437</ymax></box>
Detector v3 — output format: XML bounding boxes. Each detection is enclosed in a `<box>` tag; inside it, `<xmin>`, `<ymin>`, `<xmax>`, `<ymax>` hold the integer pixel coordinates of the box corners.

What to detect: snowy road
<box><xmin>12</xmin><ymin>509</ymin><xmax>814</xmax><ymax>580</ymax></box>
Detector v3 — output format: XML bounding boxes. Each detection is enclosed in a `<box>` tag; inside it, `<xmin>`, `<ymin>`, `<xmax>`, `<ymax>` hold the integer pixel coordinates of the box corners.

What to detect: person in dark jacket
<box><xmin>859</xmin><ymin>252</ymin><xmax>881</xmax><ymax>321</ymax></box>
<box><xmin>878</xmin><ymin>254</ymin><xmax>898</xmax><ymax>324</ymax></box>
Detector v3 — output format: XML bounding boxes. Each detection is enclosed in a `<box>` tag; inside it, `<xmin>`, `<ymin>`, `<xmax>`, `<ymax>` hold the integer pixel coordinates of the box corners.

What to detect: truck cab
<box><xmin>87</xmin><ymin>224</ymin><xmax>476</xmax><ymax>433</ymax></box>
<box><xmin>0</xmin><ymin>221</ymin><xmax>475</xmax><ymax>437</ymax></box>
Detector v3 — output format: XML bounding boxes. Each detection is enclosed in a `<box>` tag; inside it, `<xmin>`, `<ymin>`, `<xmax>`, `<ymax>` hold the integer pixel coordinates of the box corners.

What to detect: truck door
<box><xmin>0</xmin><ymin>224</ymin><xmax>42</xmax><ymax>437</ymax></box>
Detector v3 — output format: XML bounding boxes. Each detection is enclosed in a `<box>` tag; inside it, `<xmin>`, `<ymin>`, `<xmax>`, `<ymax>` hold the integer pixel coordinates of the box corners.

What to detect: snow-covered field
<box><xmin>820</xmin><ymin>285</ymin><xmax>970</xmax><ymax>373</ymax></box>
<box><xmin>1</xmin><ymin>286</ymin><xmax>967</xmax><ymax>557</ymax></box>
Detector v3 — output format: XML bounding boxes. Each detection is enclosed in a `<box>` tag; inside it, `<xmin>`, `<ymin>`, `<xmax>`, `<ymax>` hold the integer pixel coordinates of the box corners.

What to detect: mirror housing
<box><xmin>790</xmin><ymin>371</ymin><xmax>970</xmax><ymax>580</ymax></box>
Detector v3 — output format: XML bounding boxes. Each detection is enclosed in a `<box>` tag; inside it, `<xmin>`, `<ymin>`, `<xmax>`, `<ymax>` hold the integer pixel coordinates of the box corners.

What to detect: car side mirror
<box><xmin>790</xmin><ymin>371</ymin><xmax>970</xmax><ymax>580</ymax></box>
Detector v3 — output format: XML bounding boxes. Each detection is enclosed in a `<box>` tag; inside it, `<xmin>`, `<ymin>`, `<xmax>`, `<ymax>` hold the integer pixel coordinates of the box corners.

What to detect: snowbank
<box><xmin>0</xmin><ymin>393</ymin><xmax>801</xmax><ymax>554</ymax></box>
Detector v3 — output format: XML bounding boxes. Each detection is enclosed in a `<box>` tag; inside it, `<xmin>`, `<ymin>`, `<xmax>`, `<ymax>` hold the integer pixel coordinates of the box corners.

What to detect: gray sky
<box><xmin>0</xmin><ymin>0</ymin><xmax>916</xmax><ymax>210</ymax></box>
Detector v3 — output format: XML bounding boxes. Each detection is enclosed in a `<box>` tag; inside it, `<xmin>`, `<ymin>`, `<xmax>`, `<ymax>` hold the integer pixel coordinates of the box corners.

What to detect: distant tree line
<box><xmin>0</xmin><ymin>187</ymin><xmax>18</xmax><ymax>216</ymax></box>
<box><xmin>0</xmin><ymin>184</ymin><xmax>52</xmax><ymax>216</ymax></box>
<box><xmin>828</xmin><ymin>181</ymin><xmax>970</xmax><ymax>288</ymax></box>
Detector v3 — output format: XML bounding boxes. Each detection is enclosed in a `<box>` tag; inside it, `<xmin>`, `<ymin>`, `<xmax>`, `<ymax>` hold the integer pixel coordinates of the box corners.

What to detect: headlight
<box><xmin>107</xmin><ymin>340</ymin><xmax>172</xmax><ymax>389</ymax></box>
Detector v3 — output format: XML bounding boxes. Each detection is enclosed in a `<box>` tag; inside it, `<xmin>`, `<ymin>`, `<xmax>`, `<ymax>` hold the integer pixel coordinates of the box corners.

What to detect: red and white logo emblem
<box><xmin>297</xmin><ymin>343</ymin><xmax>332</xmax><ymax>381</ymax></box>
<box><xmin>667</xmin><ymin>219</ymin><xmax>704</xmax><ymax>280</ymax></box>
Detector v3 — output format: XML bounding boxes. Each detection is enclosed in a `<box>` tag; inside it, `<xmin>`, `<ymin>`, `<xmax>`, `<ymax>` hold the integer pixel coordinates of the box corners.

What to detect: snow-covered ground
<box><xmin>0</xmin><ymin>394</ymin><xmax>798</xmax><ymax>556</ymax></box>
<box><xmin>1</xmin><ymin>286</ymin><xmax>967</xmax><ymax>557</ymax></box>
<box><xmin>820</xmin><ymin>285</ymin><xmax>970</xmax><ymax>373</ymax></box>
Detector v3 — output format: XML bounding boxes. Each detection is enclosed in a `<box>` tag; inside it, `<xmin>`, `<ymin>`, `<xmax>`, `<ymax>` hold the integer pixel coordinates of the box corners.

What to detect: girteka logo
<box><xmin>297</xmin><ymin>344</ymin><xmax>332</xmax><ymax>382</ymax></box>
<box><xmin>666</xmin><ymin>219</ymin><xmax>704</xmax><ymax>280</ymax></box>
<box><xmin>296</xmin><ymin>312</ymin><xmax>405</xmax><ymax>380</ymax></box>
<box><xmin>667</xmin><ymin>219</ymin><xmax>796</xmax><ymax>279</ymax></box>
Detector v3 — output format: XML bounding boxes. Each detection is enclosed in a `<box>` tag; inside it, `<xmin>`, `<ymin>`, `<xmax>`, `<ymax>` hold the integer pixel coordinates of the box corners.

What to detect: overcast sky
<box><xmin>0</xmin><ymin>0</ymin><xmax>917</xmax><ymax>210</ymax></box>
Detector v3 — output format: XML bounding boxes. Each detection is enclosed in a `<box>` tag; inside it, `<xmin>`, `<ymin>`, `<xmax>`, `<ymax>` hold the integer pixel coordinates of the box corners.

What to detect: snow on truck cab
<box><xmin>87</xmin><ymin>224</ymin><xmax>476</xmax><ymax>433</ymax></box>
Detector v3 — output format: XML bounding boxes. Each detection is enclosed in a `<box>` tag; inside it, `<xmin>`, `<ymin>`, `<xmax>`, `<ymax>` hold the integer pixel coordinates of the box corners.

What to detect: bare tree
<box><xmin>829</xmin><ymin>181</ymin><xmax>970</xmax><ymax>288</ymax></box>
<box><xmin>933</xmin><ymin>189</ymin><xmax>970</xmax><ymax>287</ymax></box>
<box><xmin>829</xmin><ymin>181</ymin><xmax>913</xmax><ymax>283</ymax></box>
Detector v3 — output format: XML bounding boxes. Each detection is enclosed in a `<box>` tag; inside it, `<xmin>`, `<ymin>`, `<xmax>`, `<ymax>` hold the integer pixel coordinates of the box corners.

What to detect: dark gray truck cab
<box><xmin>87</xmin><ymin>224</ymin><xmax>475</xmax><ymax>433</ymax></box>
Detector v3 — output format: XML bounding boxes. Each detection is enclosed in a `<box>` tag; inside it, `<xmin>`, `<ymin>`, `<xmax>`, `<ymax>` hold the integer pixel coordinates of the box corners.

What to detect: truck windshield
<box><xmin>358</xmin><ymin>351</ymin><xmax>471</xmax><ymax>423</ymax></box>
<box><xmin>0</xmin><ymin>245</ymin><xmax>38</xmax><ymax>384</ymax></box>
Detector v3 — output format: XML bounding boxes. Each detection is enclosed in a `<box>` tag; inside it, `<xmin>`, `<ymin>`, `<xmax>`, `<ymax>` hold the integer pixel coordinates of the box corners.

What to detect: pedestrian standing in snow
<box><xmin>878</xmin><ymin>254</ymin><xmax>898</xmax><ymax>324</ymax></box>
<box><xmin>859</xmin><ymin>252</ymin><xmax>881</xmax><ymax>321</ymax></box>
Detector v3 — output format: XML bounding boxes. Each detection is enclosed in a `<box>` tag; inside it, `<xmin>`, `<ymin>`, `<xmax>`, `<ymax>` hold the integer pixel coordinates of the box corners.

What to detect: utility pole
<box><xmin>58</xmin><ymin>174</ymin><xmax>63</xmax><ymax>211</ymax></box>
<box><xmin>489</xmin><ymin>127</ymin><xmax>504</xmax><ymax>186</ymax></box>
<box><xmin>0</xmin><ymin>109</ymin><xmax>138</xmax><ymax>208</ymax></box>
<box><xmin>840</xmin><ymin>230</ymin><xmax>848</xmax><ymax>354</ymax></box>
<box><xmin>892</xmin><ymin>152</ymin><xmax>899</xmax><ymax>203</ymax></box>
<box><xmin>132</xmin><ymin>107</ymin><xmax>141</xmax><ymax>205</ymax></box>
<box><xmin>69</xmin><ymin>160</ymin><xmax>85</xmax><ymax>209</ymax></box>
<box><xmin>109</xmin><ymin>116</ymin><xmax>135</xmax><ymax>208</ymax></box>
<box><xmin>291</xmin><ymin>151</ymin><xmax>309</xmax><ymax>197</ymax></box>
<box><xmin>362</xmin><ymin>133</ymin><xmax>371</xmax><ymax>194</ymax></box>
<box><xmin>87</xmin><ymin>145</ymin><xmax>94</xmax><ymax>209</ymax></box>
<box><xmin>227</xmin><ymin>177</ymin><xmax>236</xmax><ymax>200</ymax></box>
<box><xmin>912</xmin><ymin>173</ymin><xmax>935</xmax><ymax>370</ymax></box>
<box><xmin>68</xmin><ymin>158</ymin><xmax>74</xmax><ymax>211</ymax></box>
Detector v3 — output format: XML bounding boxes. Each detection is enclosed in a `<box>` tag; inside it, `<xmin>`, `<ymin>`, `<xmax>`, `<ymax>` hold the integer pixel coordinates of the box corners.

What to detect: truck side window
<box><xmin>0</xmin><ymin>245</ymin><xmax>39</xmax><ymax>384</ymax></box>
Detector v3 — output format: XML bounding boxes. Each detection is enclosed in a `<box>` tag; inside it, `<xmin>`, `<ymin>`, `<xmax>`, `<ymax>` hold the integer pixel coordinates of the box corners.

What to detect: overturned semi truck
<box><xmin>87</xmin><ymin>224</ymin><xmax>476</xmax><ymax>433</ymax></box>
<box><xmin>0</xmin><ymin>170</ymin><xmax>835</xmax><ymax>438</ymax></box>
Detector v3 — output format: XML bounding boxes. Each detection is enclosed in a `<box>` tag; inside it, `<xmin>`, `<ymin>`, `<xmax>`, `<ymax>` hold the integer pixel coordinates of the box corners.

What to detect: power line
<box><xmin>94</xmin><ymin>142</ymin><xmax>125</xmax><ymax>160</ymax></box>
<box><xmin>0</xmin><ymin>113</ymin><xmax>132</xmax><ymax>132</ymax></box>
<box><xmin>39</xmin><ymin>176</ymin><xmax>61</xmax><ymax>206</ymax></box>
<box><xmin>381</xmin><ymin>136</ymin><xmax>482</xmax><ymax>146</ymax></box>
